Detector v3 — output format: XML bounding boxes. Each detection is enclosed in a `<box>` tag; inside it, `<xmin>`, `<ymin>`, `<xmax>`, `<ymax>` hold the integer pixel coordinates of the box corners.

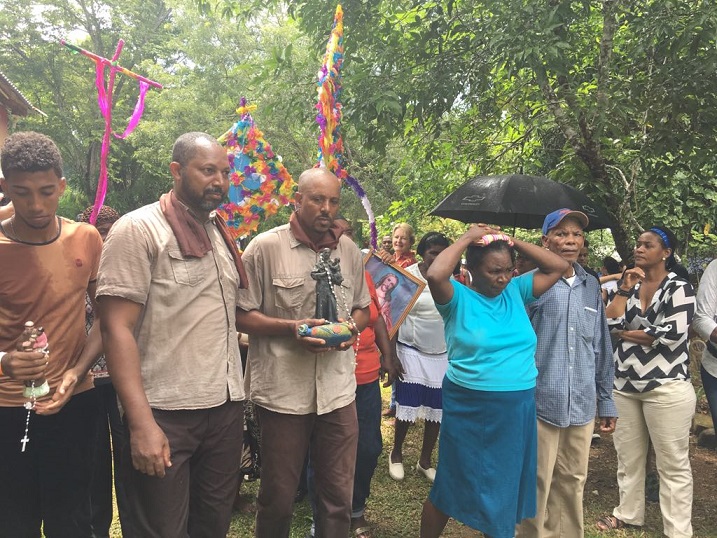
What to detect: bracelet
<box><xmin>616</xmin><ymin>288</ymin><xmax>631</xmax><ymax>297</ymax></box>
<box><xmin>0</xmin><ymin>351</ymin><xmax>6</xmax><ymax>376</ymax></box>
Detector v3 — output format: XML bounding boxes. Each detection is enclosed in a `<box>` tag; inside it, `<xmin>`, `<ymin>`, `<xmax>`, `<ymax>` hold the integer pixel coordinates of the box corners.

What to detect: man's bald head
<box><xmin>171</xmin><ymin>132</ymin><xmax>222</xmax><ymax>167</ymax></box>
<box><xmin>294</xmin><ymin>167</ymin><xmax>342</xmax><ymax>240</ymax></box>
<box><xmin>297</xmin><ymin>167</ymin><xmax>341</xmax><ymax>193</ymax></box>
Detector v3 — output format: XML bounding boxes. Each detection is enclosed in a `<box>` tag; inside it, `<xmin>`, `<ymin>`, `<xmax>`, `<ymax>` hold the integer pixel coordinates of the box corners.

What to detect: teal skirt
<box><xmin>429</xmin><ymin>378</ymin><xmax>537</xmax><ymax>538</ymax></box>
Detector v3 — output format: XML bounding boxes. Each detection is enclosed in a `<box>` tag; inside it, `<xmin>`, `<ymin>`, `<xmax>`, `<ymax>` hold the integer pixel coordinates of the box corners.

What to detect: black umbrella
<box><xmin>430</xmin><ymin>174</ymin><xmax>612</xmax><ymax>231</ymax></box>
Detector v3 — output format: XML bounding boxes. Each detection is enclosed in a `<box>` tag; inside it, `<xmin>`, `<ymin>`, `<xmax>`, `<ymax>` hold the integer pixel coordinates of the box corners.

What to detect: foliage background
<box><xmin>1</xmin><ymin>0</ymin><xmax>716</xmax><ymax>260</ymax></box>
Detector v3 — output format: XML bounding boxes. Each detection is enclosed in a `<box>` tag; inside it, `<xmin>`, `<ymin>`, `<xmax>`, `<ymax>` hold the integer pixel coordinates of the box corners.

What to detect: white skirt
<box><xmin>395</xmin><ymin>343</ymin><xmax>448</xmax><ymax>423</ymax></box>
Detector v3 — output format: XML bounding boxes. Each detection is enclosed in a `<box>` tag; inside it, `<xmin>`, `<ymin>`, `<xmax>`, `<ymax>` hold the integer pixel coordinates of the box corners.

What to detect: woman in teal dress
<box><xmin>421</xmin><ymin>224</ymin><xmax>568</xmax><ymax>538</ymax></box>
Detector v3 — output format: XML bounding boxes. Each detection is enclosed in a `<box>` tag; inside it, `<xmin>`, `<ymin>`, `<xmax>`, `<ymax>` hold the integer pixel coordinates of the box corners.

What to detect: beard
<box><xmin>179</xmin><ymin>179</ymin><xmax>225</xmax><ymax>212</ymax></box>
<box><xmin>197</xmin><ymin>191</ymin><xmax>224</xmax><ymax>211</ymax></box>
<box><xmin>183</xmin><ymin>194</ymin><xmax>223</xmax><ymax>212</ymax></box>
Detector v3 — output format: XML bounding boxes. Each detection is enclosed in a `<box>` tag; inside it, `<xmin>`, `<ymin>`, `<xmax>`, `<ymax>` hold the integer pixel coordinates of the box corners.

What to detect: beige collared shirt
<box><xmin>96</xmin><ymin>202</ymin><xmax>244</xmax><ymax>410</ymax></box>
<box><xmin>237</xmin><ymin>224</ymin><xmax>370</xmax><ymax>415</ymax></box>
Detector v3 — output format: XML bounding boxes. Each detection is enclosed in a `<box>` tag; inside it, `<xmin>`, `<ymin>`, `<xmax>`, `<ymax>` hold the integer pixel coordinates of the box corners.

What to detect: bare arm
<box><xmin>349</xmin><ymin>307</ymin><xmax>370</xmax><ymax>334</ymax></box>
<box><xmin>235</xmin><ymin>308</ymin><xmax>364</xmax><ymax>353</ymax></box>
<box><xmin>605</xmin><ymin>268</ymin><xmax>645</xmax><ymax>318</ymax></box>
<box><xmin>599</xmin><ymin>272</ymin><xmax>622</xmax><ymax>284</ymax></box>
<box><xmin>511</xmin><ymin>238</ymin><xmax>569</xmax><ymax>297</ymax></box>
<box><xmin>235</xmin><ymin>308</ymin><xmax>308</xmax><ymax>337</ymax></box>
<box><xmin>427</xmin><ymin>225</ymin><xmax>499</xmax><ymax>303</ymax></box>
<box><xmin>99</xmin><ymin>295</ymin><xmax>171</xmax><ymax>477</ymax></box>
<box><xmin>617</xmin><ymin>329</ymin><xmax>656</xmax><ymax>346</ymax></box>
<box><xmin>427</xmin><ymin>224</ymin><xmax>568</xmax><ymax>302</ymax></box>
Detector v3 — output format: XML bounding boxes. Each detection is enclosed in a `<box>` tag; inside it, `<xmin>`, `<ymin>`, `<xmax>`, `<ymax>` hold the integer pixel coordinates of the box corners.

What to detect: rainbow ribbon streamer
<box><xmin>217</xmin><ymin>97</ymin><xmax>297</xmax><ymax>239</ymax></box>
<box><xmin>315</xmin><ymin>4</ymin><xmax>378</xmax><ymax>248</ymax></box>
<box><xmin>61</xmin><ymin>39</ymin><xmax>161</xmax><ymax>224</ymax></box>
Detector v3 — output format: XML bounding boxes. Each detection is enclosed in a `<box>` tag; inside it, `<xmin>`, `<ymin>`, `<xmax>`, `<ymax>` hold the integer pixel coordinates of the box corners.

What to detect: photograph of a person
<box><xmin>364</xmin><ymin>251</ymin><xmax>425</xmax><ymax>339</ymax></box>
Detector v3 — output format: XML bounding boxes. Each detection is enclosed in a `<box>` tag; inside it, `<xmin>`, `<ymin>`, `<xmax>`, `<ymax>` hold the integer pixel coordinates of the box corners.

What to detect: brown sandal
<box><xmin>596</xmin><ymin>515</ymin><xmax>634</xmax><ymax>531</ymax></box>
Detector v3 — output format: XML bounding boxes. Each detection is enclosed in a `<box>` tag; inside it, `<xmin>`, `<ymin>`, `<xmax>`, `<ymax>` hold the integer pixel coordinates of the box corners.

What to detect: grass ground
<box><xmin>109</xmin><ymin>381</ymin><xmax>717</xmax><ymax>537</ymax></box>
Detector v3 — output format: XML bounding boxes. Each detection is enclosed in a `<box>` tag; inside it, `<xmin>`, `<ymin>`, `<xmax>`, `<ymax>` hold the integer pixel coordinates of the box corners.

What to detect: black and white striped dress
<box><xmin>607</xmin><ymin>273</ymin><xmax>695</xmax><ymax>393</ymax></box>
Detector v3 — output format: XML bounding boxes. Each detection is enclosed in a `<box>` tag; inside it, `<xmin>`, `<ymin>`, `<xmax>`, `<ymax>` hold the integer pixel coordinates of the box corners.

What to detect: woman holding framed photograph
<box><xmin>388</xmin><ymin>232</ymin><xmax>451</xmax><ymax>483</ymax></box>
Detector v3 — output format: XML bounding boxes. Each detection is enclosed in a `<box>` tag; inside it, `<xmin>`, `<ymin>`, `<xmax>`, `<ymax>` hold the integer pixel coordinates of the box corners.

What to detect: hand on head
<box><xmin>466</xmin><ymin>223</ymin><xmax>502</xmax><ymax>244</ymax></box>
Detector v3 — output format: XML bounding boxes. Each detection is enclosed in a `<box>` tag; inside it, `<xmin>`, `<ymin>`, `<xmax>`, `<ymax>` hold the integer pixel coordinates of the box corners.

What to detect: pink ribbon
<box><xmin>115</xmin><ymin>81</ymin><xmax>150</xmax><ymax>139</ymax></box>
<box><xmin>90</xmin><ymin>60</ymin><xmax>150</xmax><ymax>223</ymax></box>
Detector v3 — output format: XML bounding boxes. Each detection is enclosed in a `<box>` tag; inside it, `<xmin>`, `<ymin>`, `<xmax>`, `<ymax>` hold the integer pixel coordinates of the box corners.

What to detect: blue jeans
<box><xmin>701</xmin><ymin>364</ymin><xmax>717</xmax><ymax>423</ymax></box>
<box><xmin>352</xmin><ymin>380</ymin><xmax>383</xmax><ymax>517</ymax></box>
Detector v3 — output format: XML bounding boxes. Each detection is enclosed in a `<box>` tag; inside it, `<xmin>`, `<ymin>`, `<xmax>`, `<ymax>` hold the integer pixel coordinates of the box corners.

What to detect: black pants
<box><xmin>89</xmin><ymin>382</ymin><xmax>130</xmax><ymax>538</ymax></box>
<box><xmin>0</xmin><ymin>389</ymin><xmax>98</xmax><ymax>538</ymax></box>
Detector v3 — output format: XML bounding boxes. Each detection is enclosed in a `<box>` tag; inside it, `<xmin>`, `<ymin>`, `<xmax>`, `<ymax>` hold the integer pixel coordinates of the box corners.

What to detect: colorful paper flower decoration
<box><xmin>315</xmin><ymin>4</ymin><xmax>378</xmax><ymax>248</ymax></box>
<box><xmin>217</xmin><ymin>98</ymin><xmax>296</xmax><ymax>239</ymax></box>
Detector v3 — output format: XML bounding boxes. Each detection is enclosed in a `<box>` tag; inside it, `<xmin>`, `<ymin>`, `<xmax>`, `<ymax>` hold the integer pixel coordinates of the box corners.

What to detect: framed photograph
<box><xmin>364</xmin><ymin>251</ymin><xmax>426</xmax><ymax>339</ymax></box>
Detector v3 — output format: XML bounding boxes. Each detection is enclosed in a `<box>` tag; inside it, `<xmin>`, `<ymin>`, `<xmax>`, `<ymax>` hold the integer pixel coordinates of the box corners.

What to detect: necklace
<box><xmin>10</xmin><ymin>216</ymin><xmax>60</xmax><ymax>243</ymax></box>
<box><xmin>319</xmin><ymin>253</ymin><xmax>361</xmax><ymax>361</ymax></box>
<box><xmin>21</xmin><ymin>382</ymin><xmax>36</xmax><ymax>452</ymax></box>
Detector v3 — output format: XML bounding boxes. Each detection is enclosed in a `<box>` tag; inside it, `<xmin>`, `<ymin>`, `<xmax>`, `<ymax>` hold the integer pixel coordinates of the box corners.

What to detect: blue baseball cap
<box><xmin>542</xmin><ymin>208</ymin><xmax>589</xmax><ymax>235</ymax></box>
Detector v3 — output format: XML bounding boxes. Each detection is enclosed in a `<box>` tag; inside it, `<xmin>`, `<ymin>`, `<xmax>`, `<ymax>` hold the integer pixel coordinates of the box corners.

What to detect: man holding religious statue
<box><xmin>236</xmin><ymin>167</ymin><xmax>370</xmax><ymax>538</ymax></box>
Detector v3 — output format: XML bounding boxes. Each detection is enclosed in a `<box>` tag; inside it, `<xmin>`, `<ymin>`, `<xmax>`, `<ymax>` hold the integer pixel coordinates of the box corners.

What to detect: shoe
<box><xmin>595</xmin><ymin>514</ymin><xmax>640</xmax><ymax>532</ymax></box>
<box><xmin>353</xmin><ymin>526</ymin><xmax>372</xmax><ymax>538</ymax></box>
<box><xmin>382</xmin><ymin>407</ymin><xmax>396</xmax><ymax>418</ymax></box>
<box><xmin>416</xmin><ymin>461</ymin><xmax>436</xmax><ymax>482</ymax></box>
<box><xmin>388</xmin><ymin>458</ymin><xmax>404</xmax><ymax>481</ymax></box>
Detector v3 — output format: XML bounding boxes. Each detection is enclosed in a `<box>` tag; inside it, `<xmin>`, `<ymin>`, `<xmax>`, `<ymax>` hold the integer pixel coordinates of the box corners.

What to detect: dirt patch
<box><xmin>586</xmin><ymin>426</ymin><xmax>717</xmax><ymax>537</ymax></box>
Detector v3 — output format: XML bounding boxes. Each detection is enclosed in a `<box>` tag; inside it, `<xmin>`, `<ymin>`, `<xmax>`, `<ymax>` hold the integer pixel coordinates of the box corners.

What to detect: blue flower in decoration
<box><xmin>242</xmin><ymin>172</ymin><xmax>263</xmax><ymax>191</ymax></box>
<box><xmin>234</xmin><ymin>153</ymin><xmax>250</xmax><ymax>171</ymax></box>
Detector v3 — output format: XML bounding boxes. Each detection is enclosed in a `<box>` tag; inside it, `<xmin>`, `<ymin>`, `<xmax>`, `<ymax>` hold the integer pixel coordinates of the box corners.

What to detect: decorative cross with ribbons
<box><xmin>61</xmin><ymin>39</ymin><xmax>162</xmax><ymax>224</ymax></box>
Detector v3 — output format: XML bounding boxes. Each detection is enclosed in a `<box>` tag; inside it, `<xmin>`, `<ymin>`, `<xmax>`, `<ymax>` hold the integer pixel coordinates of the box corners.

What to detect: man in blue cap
<box><xmin>516</xmin><ymin>208</ymin><xmax>618</xmax><ymax>538</ymax></box>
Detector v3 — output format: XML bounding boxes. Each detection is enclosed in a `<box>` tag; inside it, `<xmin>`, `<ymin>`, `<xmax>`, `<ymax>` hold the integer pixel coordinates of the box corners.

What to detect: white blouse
<box><xmin>397</xmin><ymin>263</ymin><xmax>447</xmax><ymax>354</ymax></box>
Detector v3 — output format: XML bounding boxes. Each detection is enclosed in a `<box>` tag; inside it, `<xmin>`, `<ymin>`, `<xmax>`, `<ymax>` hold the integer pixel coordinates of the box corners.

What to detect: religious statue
<box><xmin>311</xmin><ymin>248</ymin><xmax>344</xmax><ymax>322</ymax></box>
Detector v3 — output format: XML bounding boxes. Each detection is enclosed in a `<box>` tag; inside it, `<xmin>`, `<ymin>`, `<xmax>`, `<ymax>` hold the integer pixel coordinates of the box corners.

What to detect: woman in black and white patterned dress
<box><xmin>597</xmin><ymin>226</ymin><xmax>695</xmax><ymax>536</ymax></box>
